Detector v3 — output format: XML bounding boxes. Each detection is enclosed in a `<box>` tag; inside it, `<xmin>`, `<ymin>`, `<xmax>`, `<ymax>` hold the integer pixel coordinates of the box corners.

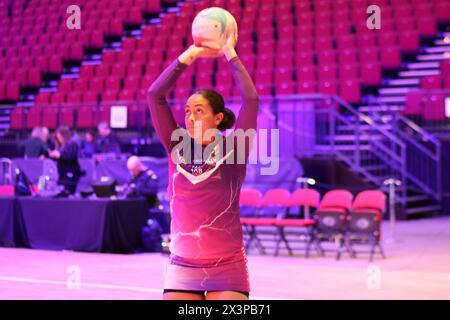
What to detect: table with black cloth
<box><xmin>0</xmin><ymin>196</ymin><xmax>149</xmax><ymax>253</ymax></box>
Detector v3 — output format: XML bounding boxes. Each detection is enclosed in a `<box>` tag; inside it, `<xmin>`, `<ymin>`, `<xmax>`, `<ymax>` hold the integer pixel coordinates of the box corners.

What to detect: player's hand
<box><xmin>222</xmin><ymin>26</ymin><xmax>238</xmax><ymax>61</ymax></box>
<box><xmin>178</xmin><ymin>45</ymin><xmax>222</xmax><ymax>65</ymax></box>
<box><xmin>192</xmin><ymin>43</ymin><xmax>223</xmax><ymax>58</ymax></box>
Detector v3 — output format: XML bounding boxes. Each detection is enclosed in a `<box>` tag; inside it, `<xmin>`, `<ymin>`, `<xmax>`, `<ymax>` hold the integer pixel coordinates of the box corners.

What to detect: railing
<box><xmin>358</xmin><ymin>96</ymin><xmax>443</xmax><ymax>204</ymax></box>
<box><xmin>218</xmin><ymin>94</ymin><xmax>409</xmax><ymax>205</ymax></box>
<box><xmin>3</xmin><ymin>94</ymin><xmax>442</xmax><ymax>207</ymax></box>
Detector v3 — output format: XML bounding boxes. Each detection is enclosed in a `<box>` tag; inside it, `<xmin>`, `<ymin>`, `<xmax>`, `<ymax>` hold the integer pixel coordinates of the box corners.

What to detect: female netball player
<box><xmin>148</xmin><ymin>30</ymin><xmax>258</xmax><ymax>300</ymax></box>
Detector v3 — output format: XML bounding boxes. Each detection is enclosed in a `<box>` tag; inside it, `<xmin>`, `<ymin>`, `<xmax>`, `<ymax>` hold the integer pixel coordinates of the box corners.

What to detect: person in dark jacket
<box><xmin>18</xmin><ymin>127</ymin><xmax>48</xmax><ymax>159</ymax></box>
<box><xmin>80</xmin><ymin>130</ymin><xmax>96</xmax><ymax>158</ymax></box>
<box><xmin>126</xmin><ymin>156</ymin><xmax>169</xmax><ymax>234</ymax></box>
<box><xmin>48</xmin><ymin>126</ymin><xmax>82</xmax><ymax>195</ymax></box>
<box><xmin>126</xmin><ymin>156</ymin><xmax>159</xmax><ymax>207</ymax></box>
<box><xmin>96</xmin><ymin>122</ymin><xmax>121</xmax><ymax>154</ymax></box>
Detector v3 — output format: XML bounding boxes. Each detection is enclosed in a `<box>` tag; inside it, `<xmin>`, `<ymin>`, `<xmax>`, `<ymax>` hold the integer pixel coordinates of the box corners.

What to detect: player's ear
<box><xmin>215</xmin><ymin>112</ymin><xmax>224</xmax><ymax>125</ymax></box>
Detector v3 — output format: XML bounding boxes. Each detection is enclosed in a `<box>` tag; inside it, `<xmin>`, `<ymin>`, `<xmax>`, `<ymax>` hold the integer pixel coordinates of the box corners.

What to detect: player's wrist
<box><xmin>178</xmin><ymin>46</ymin><xmax>198</xmax><ymax>65</ymax></box>
<box><xmin>223</xmin><ymin>47</ymin><xmax>237</xmax><ymax>61</ymax></box>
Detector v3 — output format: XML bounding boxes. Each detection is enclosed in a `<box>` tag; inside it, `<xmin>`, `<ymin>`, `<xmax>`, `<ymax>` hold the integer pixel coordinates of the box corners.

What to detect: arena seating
<box><xmin>2</xmin><ymin>0</ymin><xmax>449</xmax><ymax>130</ymax></box>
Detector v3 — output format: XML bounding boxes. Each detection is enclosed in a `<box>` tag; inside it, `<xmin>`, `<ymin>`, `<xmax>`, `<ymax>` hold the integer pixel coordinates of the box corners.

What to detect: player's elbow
<box><xmin>147</xmin><ymin>86</ymin><xmax>159</xmax><ymax>100</ymax></box>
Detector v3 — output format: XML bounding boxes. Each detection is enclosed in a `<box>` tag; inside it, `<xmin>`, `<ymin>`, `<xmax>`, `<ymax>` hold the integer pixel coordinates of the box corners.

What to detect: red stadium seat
<box><xmin>357</xmin><ymin>33</ymin><xmax>377</xmax><ymax>48</ymax></box>
<box><xmin>361</xmin><ymin>62</ymin><xmax>381</xmax><ymax>86</ymax></box>
<box><xmin>421</xmin><ymin>75</ymin><xmax>442</xmax><ymax>90</ymax></box>
<box><xmin>69</xmin><ymin>43</ymin><xmax>84</xmax><ymax>60</ymax></box>
<box><xmin>339</xmin><ymin>78</ymin><xmax>361</xmax><ymax>104</ymax></box>
<box><xmin>124</xmin><ymin>76</ymin><xmax>141</xmax><ymax>91</ymax></box>
<box><xmin>83</xmin><ymin>91</ymin><xmax>98</xmax><ymax>104</ymax></box>
<box><xmin>318</xmin><ymin>64</ymin><xmax>337</xmax><ymax>83</ymax></box>
<box><xmin>67</xmin><ymin>92</ymin><xmax>81</xmax><ymax>104</ymax></box>
<box><xmin>6</xmin><ymin>82</ymin><xmax>20</xmax><ymax>101</ymax></box>
<box><xmin>102</xmin><ymin>51</ymin><xmax>117</xmax><ymax>64</ymax></box>
<box><xmin>380</xmin><ymin>46</ymin><xmax>401</xmax><ymax>69</ymax></box>
<box><xmin>26</xmin><ymin>107</ymin><xmax>42</xmax><ymax>129</ymax></box>
<box><xmin>127</xmin><ymin>62</ymin><xmax>143</xmax><ymax>77</ymax></box>
<box><xmin>297</xmin><ymin>65</ymin><xmax>316</xmax><ymax>82</ymax></box>
<box><xmin>318</xmin><ymin>50</ymin><xmax>337</xmax><ymax>66</ymax></box>
<box><xmin>58</xmin><ymin>79</ymin><xmax>74</xmax><ymax>93</ymax></box>
<box><xmin>118</xmin><ymin>90</ymin><xmax>135</xmax><ymax>101</ymax></box>
<box><xmin>417</xmin><ymin>16</ymin><xmax>437</xmax><ymax>37</ymax></box>
<box><xmin>98</xmin><ymin>105</ymin><xmax>111</xmax><ymax>123</ymax></box>
<box><xmin>10</xmin><ymin>107</ymin><xmax>25</xmax><ymax>130</ymax></box>
<box><xmin>77</xmin><ymin>106</ymin><xmax>95</xmax><ymax>128</ymax></box>
<box><xmin>275</xmin><ymin>82</ymin><xmax>296</xmax><ymax>95</ymax></box>
<box><xmin>294</xmin><ymin>50</ymin><xmax>314</xmax><ymax>68</ymax></box>
<box><xmin>48</xmin><ymin>54</ymin><xmax>63</xmax><ymax>73</ymax></box>
<box><xmin>90</xmin><ymin>30</ymin><xmax>104</xmax><ymax>48</ymax></box>
<box><xmin>338</xmin><ymin>49</ymin><xmax>358</xmax><ymax>65</ymax></box>
<box><xmin>80</xmin><ymin>65</ymin><xmax>96</xmax><ymax>78</ymax></box>
<box><xmin>73</xmin><ymin>78</ymin><xmax>89</xmax><ymax>92</ymax></box>
<box><xmin>41</xmin><ymin>106</ymin><xmax>59</xmax><ymax>129</ymax></box>
<box><xmin>297</xmin><ymin>81</ymin><xmax>317</xmax><ymax>94</ymax></box>
<box><xmin>336</xmin><ymin>35</ymin><xmax>356</xmax><ymax>50</ymax></box>
<box><xmin>423</xmin><ymin>93</ymin><xmax>446</xmax><ymax>121</ymax></box>
<box><xmin>96</xmin><ymin>64</ymin><xmax>110</xmax><ymax>77</ymax></box>
<box><xmin>128</xmin><ymin>104</ymin><xmax>146</xmax><ymax>128</ymax></box>
<box><xmin>378</xmin><ymin>32</ymin><xmax>397</xmax><ymax>46</ymax></box>
<box><xmin>105</xmin><ymin>77</ymin><xmax>122</xmax><ymax>92</ymax></box>
<box><xmin>399</xmin><ymin>30</ymin><xmax>419</xmax><ymax>52</ymax></box>
<box><xmin>35</xmin><ymin>92</ymin><xmax>51</xmax><ymax>105</ymax></box>
<box><xmin>89</xmin><ymin>78</ymin><xmax>105</xmax><ymax>93</ymax></box>
<box><xmin>339</xmin><ymin>64</ymin><xmax>359</xmax><ymax>81</ymax></box>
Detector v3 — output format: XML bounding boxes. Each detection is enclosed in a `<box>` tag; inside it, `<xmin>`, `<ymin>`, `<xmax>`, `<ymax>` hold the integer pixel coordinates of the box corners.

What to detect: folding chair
<box><xmin>273</xmin><ymin>189</ymin><xmax>319</xmax><ymax>257</ymax></box>
<box><xmin>347</xmin><ymin>190</ymin><xmax>386</xmax><ymax>261</ymax></box>
<box><xmin>240</xmin><ymin>189</ymin><xmax>290</xmax><ymax>255</ymax></box>
<box><xmin>314</xmin><ymin>190</ymin><xmax>353</xmax><ymax>260</ymax></box>
<box><xmin>239</xmin><ymin>189</ymin><xmax>266</xmax><ymax>253</ymax></box>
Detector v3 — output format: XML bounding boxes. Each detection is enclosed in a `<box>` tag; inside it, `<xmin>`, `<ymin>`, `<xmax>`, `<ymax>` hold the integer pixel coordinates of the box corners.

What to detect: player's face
<box><xmin>185</xmin><ymin>94</ymin><xmax>223</xmax><ymax>141</ymax></box>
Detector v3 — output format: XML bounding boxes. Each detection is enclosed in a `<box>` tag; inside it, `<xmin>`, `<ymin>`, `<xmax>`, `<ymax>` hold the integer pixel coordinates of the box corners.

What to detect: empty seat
<box><xmin>77</xmin><ymin>105</ymin><xmax>95</xmax><ymax>128</ymax></box>
<box><xmin>339</xmin><ymin>78</ymin><xmax>361</xmax><ymax>104</ymax></box>
<box><xmin>361</xmin><ymin>62</ymin><xmax>381</xmax><ymax>85</ymax></box>
<box><xmin>380</xmin><ymin>46</ymin><xmax>401</xmax><ymax>69</ymax></box>
<box><xmin>423</xmin><ymin>93</ymin><xmax>446</xmax><ymax>121</ymax></box>
<box><xmin>26</xmin><ymin>107</ymin><xmax>42</xmax><ymax>129</ymax></box>
<box><xmin>6</xmin><ymin>82</ymin><xmax>20</xmax><ymax>101</ymax></box>
<box><xmin>421</xmin><ymin>75</ymin><xmax>441</xmax><ymax>90</ymax></box>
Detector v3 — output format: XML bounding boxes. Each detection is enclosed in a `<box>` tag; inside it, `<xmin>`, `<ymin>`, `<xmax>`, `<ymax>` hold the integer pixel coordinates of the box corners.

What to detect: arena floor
<box><xmin>0</xmin><ymin>216</ymin><xmax>449</xmax><ymax>300</ymax></box>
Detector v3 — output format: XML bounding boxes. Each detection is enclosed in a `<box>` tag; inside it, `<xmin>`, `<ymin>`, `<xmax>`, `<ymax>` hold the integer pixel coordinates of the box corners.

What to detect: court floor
<box><xmin>0</xmin><ymin>216</ymin><xmax>449</xmax><ymax>300</ymax></box>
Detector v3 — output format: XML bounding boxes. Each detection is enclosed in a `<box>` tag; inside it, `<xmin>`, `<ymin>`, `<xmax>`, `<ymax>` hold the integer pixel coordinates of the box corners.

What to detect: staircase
<box><xmin>328</xmin><ymin>31</ymin><xmax>450</xmax><ymax>217</ymax></box>
<box><xmin>363</xmin><ymin>31</ymin><xmax>450</xmax><ymax>108</ymax></box>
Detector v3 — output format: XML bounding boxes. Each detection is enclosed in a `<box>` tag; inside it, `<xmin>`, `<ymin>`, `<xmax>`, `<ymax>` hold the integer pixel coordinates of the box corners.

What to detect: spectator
<box><xmin>80</xmin><ymin>130</ymin><xmax>96</xmax><ymax>158</ymax></box>
<box><xmin>18</xmin><ymin>127</ymin><xmax>48</xmax><ymax>159</ymax></box>
<box><xmin>96</xmin><ymin>122</ymin><xmax>121</xmax><ymax>154</ymax></box>
<box><xmin>48</xmin><ymin>126</ymin><xmax>82</xmax><ymax>195</ymax></box>
<box><xmin>126</xmin><ymin>156</ymin><xmax>159</xmax><ymax>208</ymax></box>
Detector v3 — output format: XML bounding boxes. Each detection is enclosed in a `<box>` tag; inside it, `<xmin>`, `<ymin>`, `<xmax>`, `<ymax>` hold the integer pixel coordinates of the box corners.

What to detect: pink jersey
<box><xmin>148</xmin><ymin>57</ymin><xmax>259</xmax><ymax>260</ymax></box>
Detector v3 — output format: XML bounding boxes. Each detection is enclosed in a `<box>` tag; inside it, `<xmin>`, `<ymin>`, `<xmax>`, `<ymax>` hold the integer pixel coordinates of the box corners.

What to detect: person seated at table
<box><xmin>125</xmin><ymin>156</ymin><xmax>170</xmax><ymax>234</ymax></box>
<box><xmin>18</xmin><ymin>127</ymin><xmax>48</xmax><ymax>159</ymax></box>
<box><xmin>125</xmin><ymin>156</ymin><xmax>159</xmax><ymax>208</ymax></box>
<box><xmin>80</xmin><ymin>130</ymin><xmax>96</xmax><ymax>158</ymax></box>
<box><xmin>95</xmin><ymin>122</ymin><xmax>121</xmax><ymax>154</ymax></box>
<box><xmin>48</xmin><ymin>126</ymin><xmax>83</xmax><ymax>195</ymax></box>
